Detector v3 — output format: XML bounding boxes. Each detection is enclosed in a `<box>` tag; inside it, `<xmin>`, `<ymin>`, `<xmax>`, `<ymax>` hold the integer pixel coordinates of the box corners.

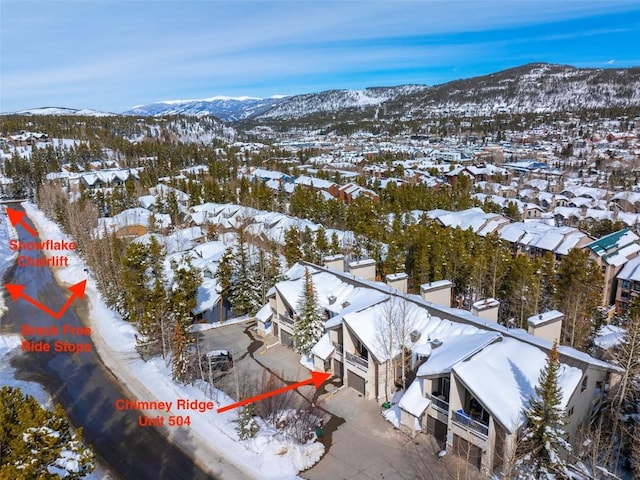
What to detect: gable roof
<box><xmin>453</xmin><ymin>337</ymin><xmax>583</xmax><ymax>433</ymax></box>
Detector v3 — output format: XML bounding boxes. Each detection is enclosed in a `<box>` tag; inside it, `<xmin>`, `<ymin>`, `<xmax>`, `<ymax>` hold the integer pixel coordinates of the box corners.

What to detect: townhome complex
<box><xmin>262</xmin><ymin>259</ymin><xmax>618</xmax><ymax>476</ymax></box>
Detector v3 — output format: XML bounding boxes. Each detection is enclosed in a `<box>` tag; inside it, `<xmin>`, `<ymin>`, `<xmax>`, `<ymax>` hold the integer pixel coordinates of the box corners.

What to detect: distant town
<box><xmin>1</xmin><ymin>68</ymin><xmax>640</xmax><ymax>479</ymax></box>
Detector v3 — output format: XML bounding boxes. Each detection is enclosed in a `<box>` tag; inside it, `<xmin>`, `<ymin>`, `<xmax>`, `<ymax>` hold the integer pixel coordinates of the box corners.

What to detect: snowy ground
<box><xmin>20</xmin><ymin>202</ymin><xmax>323</xmax><ymax>479</ymax></box>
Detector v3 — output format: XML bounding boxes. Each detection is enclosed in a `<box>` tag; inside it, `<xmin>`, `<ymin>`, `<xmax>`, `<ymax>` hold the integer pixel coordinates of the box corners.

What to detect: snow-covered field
<box><xmin>20</xmin><ymin>202</ymin><xmax>323</xmax><ymax>479</ymax></box>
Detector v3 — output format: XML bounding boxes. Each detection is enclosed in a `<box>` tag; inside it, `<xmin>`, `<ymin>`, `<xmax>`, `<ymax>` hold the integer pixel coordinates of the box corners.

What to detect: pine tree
<box><xmin>293</xmin><ymin>268</ymin><xmax>325</xmax><ymax>355</ymax></box>
<box><xmin>283</xmin><ymin>226</ymin><xmax>303</xmax><ymax>267</ymax></box>
<box><xmin>517</xmin><ymin>341</ymin><xmax>571</xmax><ymax>479</ymax></box>
<box><xmin>330</xmin><ymin>231</ymin><xmax>341</xmax><ymax>255</ymax></box>
<box><xmin>315</xmin><ymin>226</ymin><xmax>329</xmax><ymax>260</ymax></box>
<box><xmin>216</xmin><ymin>247</ymin><xmax>235</xmax><ymax>323</ymax></box>
<box><xmin>0</xmin><ymin>386</ymin><xmax>94</xmax><ymax>479</ymax></box>
<box><xmin>230</xmin><ymin>231</ymin><xmax>262</xmax><ymax>316</ymax></box>
<box><xmin>555</xmin><ymin>249</ymin><xmax>603</xmax><ymax>349</ymax></box>
<box><xmin>121</xmin><ymin>242</ymin><xmax>152</xmax><ymax>323</ymax></box>
<box><xmin>235</xmin><ymin>405</ymin><xmax>259</xmax><ymax>440</ymax></box>
<box><xmin>169</xmin><ymin>259</ymin><xmax>201</xmax><ymax>382</ymax></box>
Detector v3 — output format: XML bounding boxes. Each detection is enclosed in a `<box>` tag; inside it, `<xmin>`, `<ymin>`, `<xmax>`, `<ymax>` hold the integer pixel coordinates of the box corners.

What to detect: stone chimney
<box><xmin>324</xmin><ymin>254</ymin><xmax>345</xmax><ymax>272</ymax></box>
<box><xmin>348</xmin><ymin>258</ymin><xmax>376</xmax><ymax>282</ymax></box>
<box><xmin>471</xmin><ymin>298</ymin><xmax>500</xmax><ymax>322</ymax></box>
<box><xmin>527</xmin><ymin>310</ymin><xmax>564</xmax><ymax>343</ymax></box>
<box><xmin>420</xmin><ymin>280</ymin><xmax>453</xmax><ymax>308</ymax></box>
<box><xmin>386</xmin><ymin>272</ymin><xmax>408</xmax><ymax>294</ymax></box>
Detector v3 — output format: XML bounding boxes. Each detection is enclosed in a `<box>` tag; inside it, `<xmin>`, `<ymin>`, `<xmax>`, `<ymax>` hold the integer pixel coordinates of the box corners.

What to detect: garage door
<box><xmin>427</xmin><ymin>416</ymin><xmax>448</xmax><ymax>443</ymax></box>
<box><xmin>281</xmin><ymin>330</ymin><xmax>293</xmax><ymax>348</ymax></box>
<box><xmin>453</xmin><ymin>434</ymin><xmax>482</xmax><ymax>470</ymax></box>
<box><xmin>347</xmin><ymin>370</ymin><xmax>365</xmax><ymax>396</ymax></box>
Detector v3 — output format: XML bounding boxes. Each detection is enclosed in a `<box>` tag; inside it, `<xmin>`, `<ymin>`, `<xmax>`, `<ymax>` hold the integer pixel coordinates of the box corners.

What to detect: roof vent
<box><xmin>410</xmin><ymin>330</ymin><xmax>421</xmax><ymax>343</ymax></box>
<box><xmin>328</xmin><ymin>295</ymin><xmax>337</xmax><ymax>304</ymax></box>
<box><xmin>430</xmin><ymin>338</ymin><xmax>443</xmax><ymax>348</ymax></box>
<box><xmin>342</xmin><ymin>301</ymin><xmax>350</xmax><ymax>308</ymax></box>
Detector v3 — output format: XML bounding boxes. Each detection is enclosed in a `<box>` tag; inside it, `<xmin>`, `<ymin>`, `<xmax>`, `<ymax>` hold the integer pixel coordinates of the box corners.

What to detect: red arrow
<box><xmin>6</xmin><ymin>207</ymin><xmax>37</xmax><ymax>237</ymax></box>
<box><xmin>5</xmin><ymin>279</ymin><xmax>87</xmax><ymax>319</ymax></box>
<box><xmin>217</xmin><ymin>371</ymin><xmax>331</xmax><ymax>414</ymax></box>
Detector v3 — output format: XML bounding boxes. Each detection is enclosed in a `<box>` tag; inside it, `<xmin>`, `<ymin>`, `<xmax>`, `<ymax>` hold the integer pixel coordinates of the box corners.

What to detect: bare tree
<box><xmin>376</xmin><ymin>296</ymin><xmax>420</xmax><ymax>401</ymax></box>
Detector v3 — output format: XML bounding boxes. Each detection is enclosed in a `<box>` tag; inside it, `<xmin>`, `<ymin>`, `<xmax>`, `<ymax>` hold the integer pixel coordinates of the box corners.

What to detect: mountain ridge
<box><xmin>5</xmin><ymin>63</ymin><xmax>640</xmax><ymax>122</ymax></box>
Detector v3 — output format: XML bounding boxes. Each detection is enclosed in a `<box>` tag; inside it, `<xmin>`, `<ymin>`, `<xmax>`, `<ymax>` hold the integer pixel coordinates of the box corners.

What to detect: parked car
<box><xmin>201</xmin><ymin>350</ymin><xmax>233</xmax><ymax>371</ymax></box>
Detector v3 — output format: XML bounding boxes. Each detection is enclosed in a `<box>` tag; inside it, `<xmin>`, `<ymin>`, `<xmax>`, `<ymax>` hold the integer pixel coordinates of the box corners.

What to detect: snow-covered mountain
<box><xmin>9</xmin><ymin>63</ymin><xmax>640</xmax><ymax>124</ymax></box>
<box><xmin>249</xmin><ymin>63</ymin><xmax>640</xmax><ymax>122</ymax></box>
<box><xmin>122</xmin><ymin>96</ymin><xmax>286</xmax><ymax>122</ymax></box>
<box><xmin>253</xmin><ymin>85</ymin><xmax>428</xmax><ymax>120</ymax></box>
<box><xmin>395</xmin><ymin>63</ymin><xmax>640</xmax><ymax>117</ymax></box>
<box><xmin>10</xmin><ymin>107</ymin><xmax>117</xmax><ymax>117</ymax></box>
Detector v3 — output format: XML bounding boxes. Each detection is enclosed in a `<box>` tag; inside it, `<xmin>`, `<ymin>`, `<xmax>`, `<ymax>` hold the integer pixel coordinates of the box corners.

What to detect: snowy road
<box><xmin>3</xmin><ymin>204</ymin><xmax>216</xmax><ymax>480</ymax></box>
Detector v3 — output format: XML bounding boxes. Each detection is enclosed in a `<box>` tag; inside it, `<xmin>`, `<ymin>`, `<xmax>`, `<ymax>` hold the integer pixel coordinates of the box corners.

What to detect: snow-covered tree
<box><xmin>516</xmin><ymin>341</ymin><xmax>571</xmax><ymax>479</ymax></box>
<box><xmin>216</xmin><ymin>246</ymin><xmax>235</xmax><ymax>322</ymax></box>
<box><xmin>0</xmin><ymin>386</ymin><xmax>94</xmax><ymax>479</ymax></box>
<box><xmin>235</xmin><ymin>405</ymin><xmax>259</xmax><ymax>440</ymax></box>
<box><xmin>230</xmin><ymin>230</ymin><xmax>262</xmax><ymax>316</ymax></box>
<box><xmin>169</xmin><ymin>259</ymin><xmax>201</xmax><ymax>382</ymax></box>
<box><xmin>293</xmin><ymin>268</ymin><xmax>325</xmax><ymax>355</ymax></box>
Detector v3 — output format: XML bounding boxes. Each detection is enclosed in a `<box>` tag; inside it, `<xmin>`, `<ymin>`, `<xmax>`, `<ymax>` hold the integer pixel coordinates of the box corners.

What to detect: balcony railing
<box><xmin>452</xmin><ymin>410</ymin><xmax>489</xmax><ymax>438</ymax></box>
<box><xmin>278</xmin><ymin>313</ymin><xmax>295</xmax><ymax>326</ymax></box>
<box><xmin>345</xmin><ymin>351</ymin><xmax>368</xmax><ymax>371</ymax></box>
<box><xmin>429</xmin><ymin>395</ymin><xmax>449</xmax><ymax>416</ymax></box>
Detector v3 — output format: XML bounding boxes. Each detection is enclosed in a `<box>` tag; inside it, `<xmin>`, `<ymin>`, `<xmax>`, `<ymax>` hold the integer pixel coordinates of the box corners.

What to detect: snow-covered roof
<box><xmin>343</xmin><ymin>300</ymin><xmax>488</xmax><ymax>364</ymax></box>
<box><xmin>255</xmin><ymin>303</ymin><xmax>273</xmax><ymax>323</ymax></box>
<box><xmin>304</xmin><ymin>261</ymin><xmax>619</xmax><ymax>373</ymax></box>
<box><xmin>96</xmin><ymin>207</ymin><xmax>171</xmax><ymax>236</ymax></box>
<box><xmin>586</xmin><ymin>229</ymin><xmax>640</xmax><ymax>267</ymax></box>
<box><xmin>616</xmin><ymin>255</ymin><xmax>640</xmax><ymax>282</ymax></box>
<box><xmin>453</xmin><ymin>337</ymin><xmax>583</xmax><ymax>433</ymax></box>
<box><xmin>594</xmin><ymin>324</ymin><xmax>626</xmax><ymax>350</ymax></box>
<box><xmin>275</xmin><ymin>266</ymin><xmax>390</xmax><ymax>329</ymax></box>
<box><xmin>188</xmin><ymin>202</ymin><xmax>355</xmax><ymax>247</ymax></box>
<box><xmin>192</xmin><ymin>278</ymin><xmax>221</xmax><ymax>315</ymax></box>
<box><xmin>133</xmin><ymin>227</ymin><xmax>204</xmax><ymax>254</ymax></box>
<box><xmin>398</xmin><ymin>380</ymin><xmax>431</xmax><ymax>417</ymax></box>
<box><xmin>311</xmin><ymin>333</ymin><xmax>334</xmax><ymax>360</ymax></box>
<box><xmin>294</xmin><ymin>175</ymin><xmax>337</xmax><ymax>191</ymax></box>
<box><xmin>496</xmin><ymin>221</ymin><xmax>591</xmax><ymax>255</ymax></box>
<box><xmin>416</xmin><ymin>332</ymin><xmax>501</xmax><ymax>377</ymax></box>
<box><xmin>428</xmin><ymin>207</ymin><xmax>508</xmax><ymax>236</ymax></box>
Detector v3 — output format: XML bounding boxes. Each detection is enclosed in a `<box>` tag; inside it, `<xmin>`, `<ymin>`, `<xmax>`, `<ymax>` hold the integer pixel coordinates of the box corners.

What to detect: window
<box><xmin>567</xmin><ymin>406</ymin><xmax>574</xmax><ymax>417</ymax></box>
<box><xmin>595</xmin><ymin>381</ymin><xmax>603</xmax><ymax>396</ymax></box>
<box><xmin>354</xmin><ymin>338</ymin><xmax>368</xmax><ymax>360</ymax></box>
<box><xmin>622</xmin><ymin>280</ymin><xmax>631</xmax><ymax>289</ymax></box>
<box><xmin>436</xmin><ymin>377</ymin><xmax>451</xmax><ymax>401</ymax></box>
<box><xmin>581</xmin><ymin>376</ymin><xmax>588</xmax><ymax>392</ymax></box>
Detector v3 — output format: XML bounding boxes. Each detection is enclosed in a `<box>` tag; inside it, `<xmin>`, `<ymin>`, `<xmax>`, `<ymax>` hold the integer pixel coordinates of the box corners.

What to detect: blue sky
<box><xmin>1</xmin><ymin>1</ymin><xmax>639</xmax><ymax>113</ymax></box>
